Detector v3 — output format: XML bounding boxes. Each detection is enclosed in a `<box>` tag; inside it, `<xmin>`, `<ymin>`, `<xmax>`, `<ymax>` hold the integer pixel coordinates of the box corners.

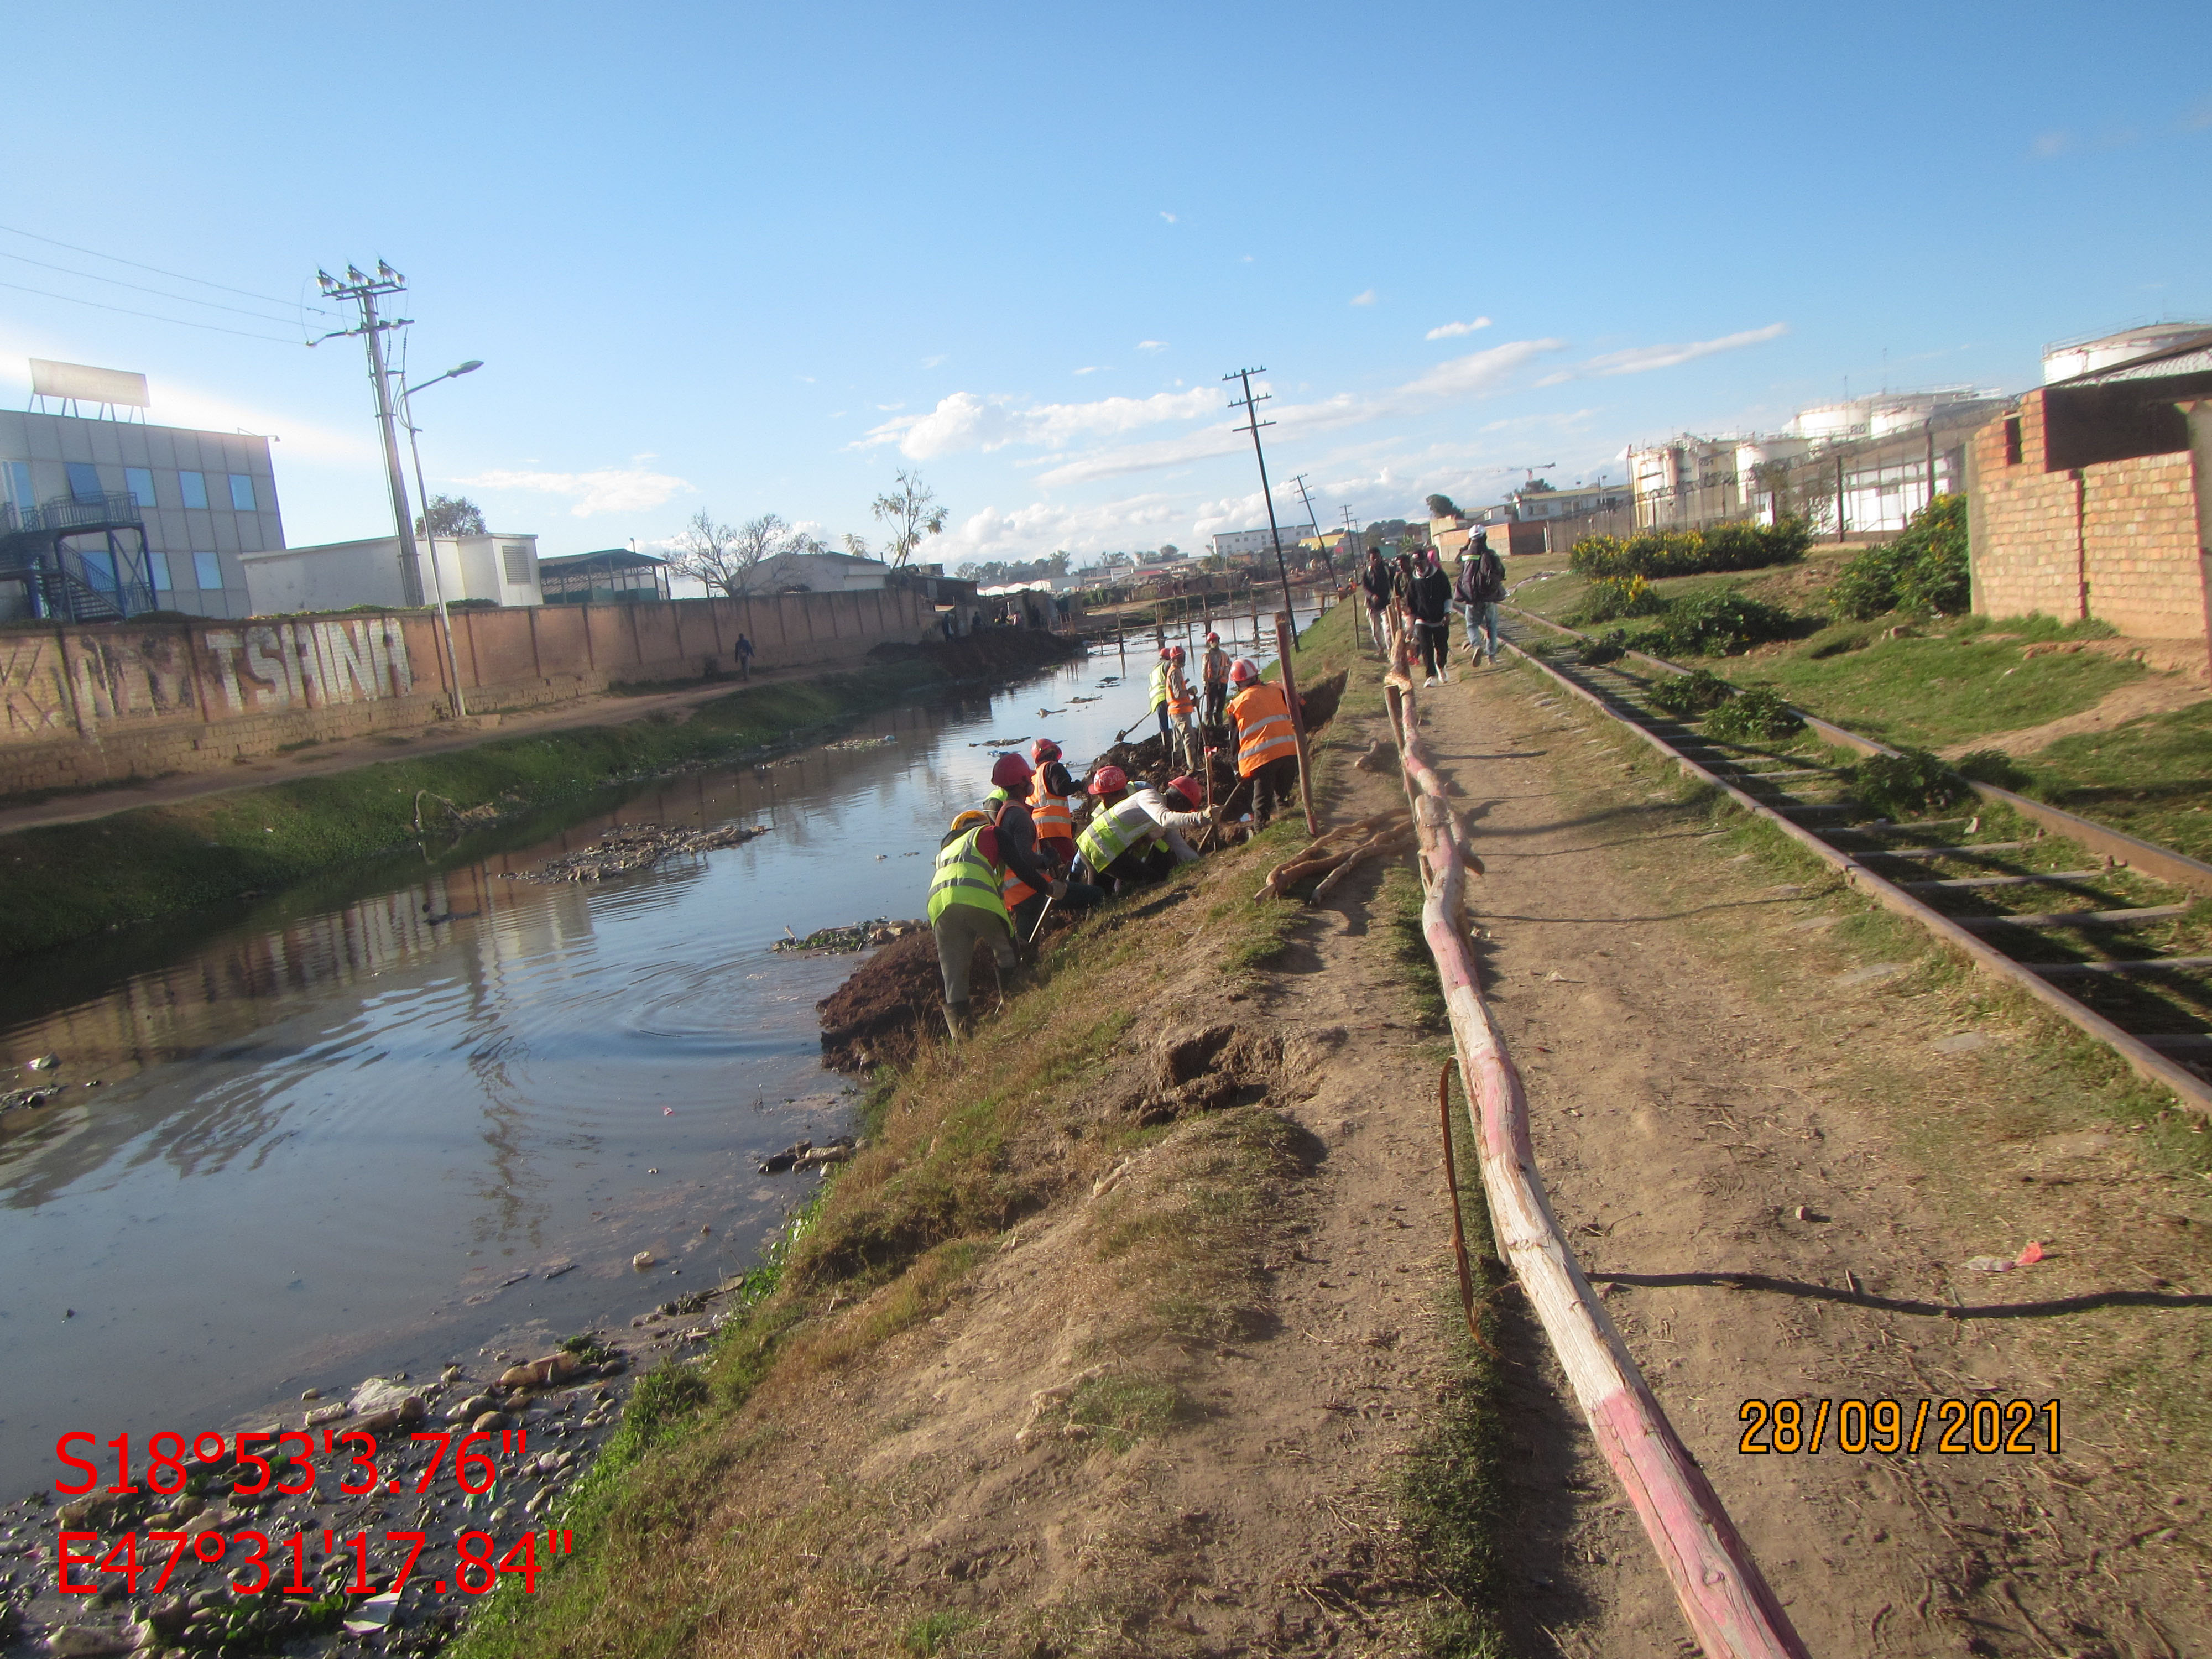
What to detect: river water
<box><xmin>0</xmin><ymin>606</ymin><xmax>1320</xmax><ymax>1498</ymax></box>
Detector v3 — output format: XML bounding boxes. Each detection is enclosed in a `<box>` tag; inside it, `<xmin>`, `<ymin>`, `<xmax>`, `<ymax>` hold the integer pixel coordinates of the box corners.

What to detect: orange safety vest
<box><xmin>1167</xmin><ymin>666</ymin><xmax>1197</xmax><ymax>718</ymax></box>
<box><xmin>996</xmin><ymin>802</ymin><xmax>1044</xmax><ymax>910</ymax></box>
<box><xmin>1028</xmin><ymin>774</ymin><xmax>1074</xmax><ymax>842</ymax></box>
<box><xmin>1229</xmin><ymin>681</ymin><xmax>1298</xmax><ymax>778</ymax></box>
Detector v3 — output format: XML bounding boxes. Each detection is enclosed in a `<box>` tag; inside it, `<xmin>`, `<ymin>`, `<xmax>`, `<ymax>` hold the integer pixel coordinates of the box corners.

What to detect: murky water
<box><xmin>0</xmin><ymin>607</ymin><xmax>1319</xmax><ymax>1496</ymax></box>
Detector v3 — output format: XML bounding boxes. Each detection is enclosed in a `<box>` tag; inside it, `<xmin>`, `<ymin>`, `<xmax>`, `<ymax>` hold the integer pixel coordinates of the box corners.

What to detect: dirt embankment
<box><xmin>867</xmin><ymin>628</ymin><xmax>1085</xmax><ymax>679</ymax></box>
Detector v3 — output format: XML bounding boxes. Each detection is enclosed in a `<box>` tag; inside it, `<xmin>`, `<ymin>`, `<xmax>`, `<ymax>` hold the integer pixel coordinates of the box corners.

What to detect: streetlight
<box><xmin>399</xmin><ymin>358</ymin><xmax>484</xmax><ymax>718</ymax></box>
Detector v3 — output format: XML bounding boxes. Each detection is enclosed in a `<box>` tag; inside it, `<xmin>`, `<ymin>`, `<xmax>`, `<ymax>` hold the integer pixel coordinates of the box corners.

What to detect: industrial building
<box><xmin>241</xmin><ymin>533</ymin><xmax>542</xmax><ymax>614</ymax></box>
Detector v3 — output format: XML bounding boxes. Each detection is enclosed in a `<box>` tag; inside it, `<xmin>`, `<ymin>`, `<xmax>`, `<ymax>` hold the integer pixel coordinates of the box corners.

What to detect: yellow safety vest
<box><xmin>1149</xmin><ymin>661</ymin><xmax>1171</xmax><ymax>711</ymax></box>
<box><xmin>1076</xmin><ymin>798</ymin><xmax>1156</xmax><ymax>871</ymax></box>
<box><xmin>1230</xmin><ymin>682</ymin><xmax>1298</xmax><ymax>778</ymax></box>
<box><xmin>928</xmin><ymin>828</ymin><xmax>1009</xmax><ymax>927</ymax></box>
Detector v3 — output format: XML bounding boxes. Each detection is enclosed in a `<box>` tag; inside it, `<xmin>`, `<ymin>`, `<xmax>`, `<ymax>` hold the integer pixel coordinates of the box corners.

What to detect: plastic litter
<box><xmin>1961</xmin><ymin>1256</ymin><xmax>2014</xmax><ymax>1273</ymax></box>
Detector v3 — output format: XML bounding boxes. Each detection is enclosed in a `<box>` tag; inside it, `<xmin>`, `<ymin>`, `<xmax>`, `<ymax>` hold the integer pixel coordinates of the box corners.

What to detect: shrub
<box><xmin>1647</xmin><ymin>668</ymin><xmax>1734</xmax><ymax>717</ymax></box>
<box><xmin>1643</xmin><ymin>591</ymin><xmax>1799</xmax><ymax>657</ymax></box>
<box><xmin>1568</xmin><ymin>519</ymin><xmax>1808</xmax><ymax>581</ymax></box>
<box><xmin>1567</xmin><ymin>571</ymin><xmax>1668</xmax><ymax>627</ymax></box>
<box><xmin>1704</xmin><ymin>688</ymin><xmax>1804</xmax><ymax>743</ymax></box>
<box><xmin>1581</xmin><ymin>629</ymin><xmax>1627</xmax><ymax>665</ymax></box>
<box><xmin>1828</xmin><ymin>495</ymin><xmax>1969</xmax><ymax>620</ymax></box>
<box><xmin>1853</xmin><ymin>748</ymin><xmax>1970</xmax><ymax>819</ymax></box>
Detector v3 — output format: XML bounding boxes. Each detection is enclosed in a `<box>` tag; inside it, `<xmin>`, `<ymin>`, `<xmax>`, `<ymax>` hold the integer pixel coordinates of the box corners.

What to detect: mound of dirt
<box><xmin>817</xmin><ymin>930</ymin><xmax>1000</xmax><ymax>1071</ymax></box>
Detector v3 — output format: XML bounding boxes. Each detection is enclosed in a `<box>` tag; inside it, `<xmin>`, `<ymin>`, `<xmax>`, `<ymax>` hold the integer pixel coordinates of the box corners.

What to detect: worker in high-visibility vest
<box><xmin>929</xmin><ymin>753</ymin><xmax>1063</xmax><ymax>1039</ymax></box>
<box><xmin>1148</xmin><ymin>648</ymin><xmax>1175</xmax><ymax>750</ymax></box>
<box><xmin>1027</xmin><ymin>739</ymin><xmax>1077</xmax><ymax>868</ymax></box>
<box><xmin>1226</xmin><ymin>658</ymin><xmax>1301</xmax><ymax>828</ymax></box>
<box><xmin>1072</xmin><ymin>766</ymin><xmax>1206</xmax><ymax>891</ymax></box>
<box><xmin>1165</xmin><ymin>644</ymin><xmax>1201</xmax><ymax>769</ymax></box>
<box><xmin>1200</xmin><ymin>631</ymin><xmax>1232</xmax><ymax>732</ymax></box>
<box><xmin>1003</xmin><ymin>742</ymin><xmax>1102</xmax><ymax>937</ymax></box>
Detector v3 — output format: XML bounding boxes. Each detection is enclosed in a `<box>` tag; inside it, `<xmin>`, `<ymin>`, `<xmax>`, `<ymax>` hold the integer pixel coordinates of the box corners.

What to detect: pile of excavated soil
<box><xmin>818</xmin><ymin>930</ymin><xmax>998</xmax><ymax>1071</ymax></box>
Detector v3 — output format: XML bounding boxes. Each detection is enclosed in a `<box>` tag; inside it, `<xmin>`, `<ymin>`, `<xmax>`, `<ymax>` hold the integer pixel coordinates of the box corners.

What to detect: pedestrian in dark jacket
<box><xmin>1454</xmin><ymin>532</ymin><xmax>1506</xmax><ymax>665</ymax></box>
<box><xmin>1359</xmin><ymin>550</ymin><xmax>1392</xmax><ymax>655</ymax></box>
<box><xmin>1410</xmin><ymin>550</ymin><xmax>1454</xmax><ymax>684</ymax></box>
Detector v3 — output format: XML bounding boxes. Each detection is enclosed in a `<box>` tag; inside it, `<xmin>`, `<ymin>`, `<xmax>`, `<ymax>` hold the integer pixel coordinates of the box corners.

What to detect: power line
<box><xmin>0</xmin><ymin>276</ymin><xmax>301</xmax><ymax>345</ymax></box>
<box><xmin>0</xmin><ymin>248</ymin><xmax>304</xmax><ymax>326</ymax></box>
<box><xmin>0</xmin><ymin>221</ymin><xmax>320</xmax><ymax>312</ymax></box>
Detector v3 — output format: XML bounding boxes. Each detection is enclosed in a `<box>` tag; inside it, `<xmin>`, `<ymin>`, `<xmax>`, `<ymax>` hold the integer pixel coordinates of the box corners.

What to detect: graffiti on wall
<box><xmin>201</xmin><ymin>619</ymin><xmax>413</xmax><ymax>713</ymax></box>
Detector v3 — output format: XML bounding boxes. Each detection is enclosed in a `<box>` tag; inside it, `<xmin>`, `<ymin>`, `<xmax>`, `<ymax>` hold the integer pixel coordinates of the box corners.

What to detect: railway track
<box><xmin>1495</xmin><ymin>609</ymin><xmax>2212</xmax><ymax>1113</ymax></box>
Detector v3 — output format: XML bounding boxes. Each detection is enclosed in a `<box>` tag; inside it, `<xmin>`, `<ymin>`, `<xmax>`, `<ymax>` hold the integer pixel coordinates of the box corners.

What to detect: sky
<box><xmin>3</xmin><ymin>1</ymin><xmax>2208</xmax><ymax>585</ymax></box>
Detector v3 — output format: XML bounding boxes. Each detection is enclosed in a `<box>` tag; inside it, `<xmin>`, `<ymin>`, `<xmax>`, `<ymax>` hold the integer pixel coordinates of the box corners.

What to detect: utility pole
<box><xmin>314</xmin><ymin>264</ymin><xmax>424</xmax><ymax>606</ymax></box>
<box><xmin>1224</xmin><ymin>368</ymin><xmax>1298</xmax><ymax>641</ymax></box>
<box><xmin>1288</xmin><ymin>472</ymin><xmax>1331</xmax><ymax>580</ymax></box>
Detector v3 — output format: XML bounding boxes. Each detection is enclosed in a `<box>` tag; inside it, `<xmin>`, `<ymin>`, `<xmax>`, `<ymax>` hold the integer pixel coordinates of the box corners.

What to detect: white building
<box><xmin>759</xmin><ymin>550</ymin><xmax>891</xmax><ymax>592</ymax></box>
<box><xmin>0</xmin><ymin>390</ymin><xmax>283</xmax><ymax>620</ymax></box>
<box><xmin>1208</xmin><ymin>526</ymin><xmax>1294</xmax><ymax>560</ymax></box>
<box><xmin>242</xmin><ymin>533</ymin><xmax>541</xmax><ymax>614</ymax></box>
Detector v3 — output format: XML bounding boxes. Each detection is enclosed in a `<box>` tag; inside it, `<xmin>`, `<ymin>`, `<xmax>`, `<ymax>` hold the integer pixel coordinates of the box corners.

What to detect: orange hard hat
<box><xmin>1087</xmin><ymin>764</ymin><xmax>1128</xmax><ymax>796</ymax></box>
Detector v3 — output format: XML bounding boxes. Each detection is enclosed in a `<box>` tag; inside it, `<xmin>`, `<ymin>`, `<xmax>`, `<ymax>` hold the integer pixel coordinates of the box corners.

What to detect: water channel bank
<box><xmin>0</xmin><ymin>630</ymin><xmax>1083</xmax><ymax>961</ymax></box>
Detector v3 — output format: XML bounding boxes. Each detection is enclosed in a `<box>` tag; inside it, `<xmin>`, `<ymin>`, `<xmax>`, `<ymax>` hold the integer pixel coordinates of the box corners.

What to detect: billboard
<box><xmin>29</xmin><ymin>359</ymin><xmax>150</xmax><ymax>408</ymax></box>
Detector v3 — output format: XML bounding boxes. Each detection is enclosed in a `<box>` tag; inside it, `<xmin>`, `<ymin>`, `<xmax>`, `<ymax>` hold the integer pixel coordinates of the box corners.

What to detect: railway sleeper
<box><xmin>1950</xmin><ymin>904</ymin><xmax>2192</xmax><ymax>932</ymax></box>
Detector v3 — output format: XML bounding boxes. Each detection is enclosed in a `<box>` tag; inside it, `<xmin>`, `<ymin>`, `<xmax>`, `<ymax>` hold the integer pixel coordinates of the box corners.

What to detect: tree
<box><xmin>870</xmin><ymin>469</ymin><xmax>948</xmax><ymax>567</ymax></box>
<box><xmin>842</xmin><ymin>532</ymin><xmax>872</xmax><ymax>557</ymax></box>
<box><xmin>1522</xmin><ymin>477</ymin><xmax>1556</xmax><ymax>494</ymax></box>
<box><xmin>415</xmin><ymin>494</ymin><xmax>485</xmax><ymax>538</ymax></box>
<box><xmin>668</xmin><ymin>509</ymin><xmax>812</xmax><ymax>598</ymax></box>
<box><xmin>1423</xmin><ymin>494</ymin><xmax>1461</xmax><ymax>521</ymax></box>
<box><xmin>1158</xmin><ymin>543</ymin><xmax>1180</xmax><ymax>559</ymax></box>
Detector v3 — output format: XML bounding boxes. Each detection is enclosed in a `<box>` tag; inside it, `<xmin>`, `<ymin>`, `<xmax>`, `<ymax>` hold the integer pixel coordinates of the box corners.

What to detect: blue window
<box><xmin>66</xmin><ymin>462</ymin><xmax>104</xmax><ymax>503</ymax></box>
<box><xmin>228</xmin><ymin>473</ymin><xmax>257</xmax><ymax>511</ymax></box>
<box><xmin>192</xmin><ymin>551</ymin><xmax>223</xmax><ymax>590</ymax></box>
<box><xmin>148</xmin><ymin>551</ymin><xmax>172</xmax><ymax>592</ymax></box>
<box><xmin>125</xmin><ymin>467</ymin><xmax>156</xmax><ymax>509</ymax></box>
<box><xmin>2</xmin><ymin>461</ymin><xmax>29</xmax><ymax>514</ymax></box>
<box><xmin>179</xmin><ymin>471</ymin><xmax>208</xmax><ymax>509</ymax></box>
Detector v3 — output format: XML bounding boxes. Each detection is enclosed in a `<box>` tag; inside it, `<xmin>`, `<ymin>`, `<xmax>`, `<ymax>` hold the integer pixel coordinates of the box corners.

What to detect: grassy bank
<box><xmin>0</xmin><ymin>635</ymin><xmax>1079</xmax><ymax>960</ymax></box>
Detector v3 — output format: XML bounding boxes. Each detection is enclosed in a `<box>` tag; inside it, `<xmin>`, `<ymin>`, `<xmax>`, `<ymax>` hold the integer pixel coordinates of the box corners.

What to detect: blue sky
<box><xmin>3</xmin><ymin>1</ymin><xmax>2208</xmax><ymax>578</ymax></box>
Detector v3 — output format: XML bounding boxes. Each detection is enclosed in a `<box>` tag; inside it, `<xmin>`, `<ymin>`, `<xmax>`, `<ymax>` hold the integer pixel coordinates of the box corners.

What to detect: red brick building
<box><xmin>1966</xmin><ymin>330</ymin><xmax>2212</xmax><ymax>649</ymax></box>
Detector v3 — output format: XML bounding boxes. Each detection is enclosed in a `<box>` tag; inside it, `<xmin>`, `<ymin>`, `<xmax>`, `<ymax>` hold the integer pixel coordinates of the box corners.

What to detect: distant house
<box><xmin>761</xmin><ymin>550</ymin><xmax>891</xmax><ymax>593</ymax></box>
<box><xmin>538</xmin><ymin>547</ymin><xmax>671</xmax><ymax>606</ymax></box>
<box><xmin>241</xmin><ymin>531</ymin><xmax>541</xmax><ymax>614</ymax></box>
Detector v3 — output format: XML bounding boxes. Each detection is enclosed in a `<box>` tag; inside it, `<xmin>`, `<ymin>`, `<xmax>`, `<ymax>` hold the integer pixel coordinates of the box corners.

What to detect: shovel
<box><xmin>1027</xmin><ymin>894</ymin><xmax>1056</xmax><ymax>945</ymax></box>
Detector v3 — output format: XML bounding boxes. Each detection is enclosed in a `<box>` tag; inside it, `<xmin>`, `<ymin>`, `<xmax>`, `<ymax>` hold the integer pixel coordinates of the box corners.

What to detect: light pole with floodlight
<box><xmin>399</xmin><ymin>358</ymin><xmax>483</xmax><ymax>718</ymax></box>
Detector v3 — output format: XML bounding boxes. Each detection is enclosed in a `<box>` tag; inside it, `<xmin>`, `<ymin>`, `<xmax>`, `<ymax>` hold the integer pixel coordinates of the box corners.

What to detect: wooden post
<box><xmin>1272</xmin><ymin>612</ymin><xmax>1318</xmax><ymax>835</ymax></box>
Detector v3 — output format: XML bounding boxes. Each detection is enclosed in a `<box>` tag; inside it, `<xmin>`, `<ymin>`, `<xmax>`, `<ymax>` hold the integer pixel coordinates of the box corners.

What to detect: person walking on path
<box><xmin>1410</xmin><ymin>549</ymin><xmax>1455</xmax><ymax>686</ymax></box>
<box><xmin>1455</xmin><ymin>530</ymin><xmax>1505</xmax><ymax>666</ymax></box>
<box><xmin>929</xmin><ymin>754</ymin><xmax>1065</xmax><ymax>1040</ymax></box>
<box><xmin>1225</xmin><ymin>659</ymin><xmax>1301</xmax><ymax>827</ymax></box>
<box><xmin>1359</xmin><ymin>549</ymin><xmax>1393</xmax><ymax>656</ymax></box>
<box><xmin>734</xmin><ymin>633</ymin><xmax>754</xmax><ymax>680</ymax></box>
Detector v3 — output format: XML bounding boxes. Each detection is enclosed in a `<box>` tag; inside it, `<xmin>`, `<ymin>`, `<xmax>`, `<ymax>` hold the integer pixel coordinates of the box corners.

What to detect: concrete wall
<box><xmin>0</xmin><ymin>585</ymin><xmax>936</xmax><ymax>796</ymax></box>
<box><xmin>1968</xmin><ymin>390</ymin><xmax>2210</xmax><ymax>640</ymax></box>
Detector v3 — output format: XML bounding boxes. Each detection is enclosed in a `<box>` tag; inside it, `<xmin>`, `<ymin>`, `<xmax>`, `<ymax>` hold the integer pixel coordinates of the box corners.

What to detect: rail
<box><xmin>1498</xmin><ymin>604</ymin><xmax>2212</xmax><ymax>1113</ymax></box>
<box><xmin>1380</xmin><ymin>611</ymin><xmax>1809</xmax><ymax>1658</ymax></box>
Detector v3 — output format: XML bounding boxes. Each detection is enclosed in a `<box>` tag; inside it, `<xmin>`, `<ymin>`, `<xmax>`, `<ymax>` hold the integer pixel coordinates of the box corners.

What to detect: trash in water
<box><xmin>519</xmin><ymin>821</ymin><xmax>768</xmax><ymax>884</ymax></box>
<box><xmin>826</xmin><ymin>734</ymin><xmax>896</xmax><ymax>750</ymax></box>
<box><xmin>774</xmin><ymin>917</ymin><xmax>925</xmax><ymax>954</ymax></box>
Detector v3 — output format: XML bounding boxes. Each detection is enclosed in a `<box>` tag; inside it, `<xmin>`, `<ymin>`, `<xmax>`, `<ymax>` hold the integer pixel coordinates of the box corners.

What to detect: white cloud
<box><xmin>875</xmin><ymin>402</ymin><xmax>904</xmax><ymax>411</ymax></box>
<box><xmin>1350</xmin><ymin>289</ymin><xmax>1376</xmax><ymax>306</ymax></box>
<box><xmin>921</xmin><ymin>353</ymin><xmax>947</xmax><ymax>368</ymax></box>
<box><xmin>456</xmin><ymin>466</ymin><xmax>693</xmax><ymax>518</ymax></box>
<box><xmin>1136</xmin><ymin>340</ymin><xmax>1167</xmax><ymax>352</ymax></box>
<box><xmin>860</xmin><ymin>384</ymin><xmax>1222</xmax><ymax>461</ymax></box>
<box><xmin>1426</xmin><ymin>317</ymin><xmax>1492</xmax><ymax>340</ymax></box>
<box><xmin>1535</xmin><ymin>322</ymin><xmax>1787</xmax><ymax>385</ymax></box>
<box><xmin>1072</xmin><ymin>366</ymin><xmax>1102</xmax><ymax>375</ymax></box>
<box><xmin>1160</xmin><ymin>211</ymin><xmax>1178</xmax><ymax>223</ymax></box>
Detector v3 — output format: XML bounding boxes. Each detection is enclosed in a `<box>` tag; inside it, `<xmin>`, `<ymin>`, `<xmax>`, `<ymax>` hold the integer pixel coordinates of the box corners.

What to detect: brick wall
<box><xmin>0</xmin><ymin>587</ymin><xmax>936</xmax><ymax>796</ymax></box>
<box><xmin>1968</xmin><ymin>389</ymin><xmax>2209</xmax><ymax>639</ymax></box>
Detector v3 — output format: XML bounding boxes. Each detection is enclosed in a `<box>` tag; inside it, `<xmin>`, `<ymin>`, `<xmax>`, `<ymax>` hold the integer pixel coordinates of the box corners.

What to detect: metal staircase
<box><xmin>0</xmin><ymin>493</ymin><xmax>156</xmax><ymax>623</ymax></box>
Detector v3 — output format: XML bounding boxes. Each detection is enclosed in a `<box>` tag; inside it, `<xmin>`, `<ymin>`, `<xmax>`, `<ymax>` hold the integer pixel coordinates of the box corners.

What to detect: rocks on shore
<box><xmin>757</xmin><ymin>1136</ymin><xmax>857</xmax><ymax>1175</ymax></box>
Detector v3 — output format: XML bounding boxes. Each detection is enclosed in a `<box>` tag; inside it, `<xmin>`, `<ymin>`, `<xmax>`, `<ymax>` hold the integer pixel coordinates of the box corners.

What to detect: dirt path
<box><xmin>1936</xmin><ymin>653</ymin><xmax>2210</xmax><ymax>760</ymax></box>
<box><xmin>1411</xmin><ymin>656</ymin><xmax>2212</xmax><ymax>1657</ymax></box>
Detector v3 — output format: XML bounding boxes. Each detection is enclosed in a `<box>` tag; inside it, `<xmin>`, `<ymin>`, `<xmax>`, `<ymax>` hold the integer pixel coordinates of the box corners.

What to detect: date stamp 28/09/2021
<box><xmin>1737</xmin><ymin>1397</ymin><xmax>2061</xmax><ymax>1457</ymax></box>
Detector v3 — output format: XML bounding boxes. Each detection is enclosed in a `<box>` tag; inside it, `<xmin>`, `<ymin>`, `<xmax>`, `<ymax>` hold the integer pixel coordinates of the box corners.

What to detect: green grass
<box><xmin>0</xmin><ymin>653</ymin><xmax>1015</xmax><ymax>959</ymax></box>
<box><xmin>1999</xmin><ymin>699</ymin><xmax>2212</xmax><ymax>863</ymax></box>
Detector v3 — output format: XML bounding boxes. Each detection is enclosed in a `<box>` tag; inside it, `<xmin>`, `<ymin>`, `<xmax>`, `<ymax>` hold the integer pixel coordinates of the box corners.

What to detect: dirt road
<box><xmin>1416</xmin><ymin>654</ymin><xmax>2212</xmax><ymax>1657</ymax></box>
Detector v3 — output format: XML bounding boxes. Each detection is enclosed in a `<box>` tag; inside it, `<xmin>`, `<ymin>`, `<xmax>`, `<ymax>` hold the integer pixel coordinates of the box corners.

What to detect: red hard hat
<box><xmin>1030</xmin><ymin>738</ymin><xmax>1061</xmax><ymax>764</ymax></box>
<box><xmin>1087</xmin><ymin>764</ymin><xmax>1128</xmax><ymax>796</ymax></box>
<box><xmin>1205</xmin><ymin>632</ymin><xmax>1219</xmax><ymax>643</ymax></box>
<box><xmin>1170</xmin><ymin>644</ymin><xmax>1186</xmax><ymax>659</ymax></box>
<box><xmin>1228</xmin><ymin>659</ymin><xmax>1258</xmax><ymax>684</ymax></box>
<box><xmin>990</xmin><ymin>753</ymin><xmax>1033</xmax><ymax>791</ymax></box>
<box><xmin>1159</xmin><ymin>647</ymin><xmax>1173</xmax><ymax>660</ymax></box>
<box><xmin>1167</xmin><ymin>775</ymin><xmax>1204</xmax><ymax>810</ymax></box>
